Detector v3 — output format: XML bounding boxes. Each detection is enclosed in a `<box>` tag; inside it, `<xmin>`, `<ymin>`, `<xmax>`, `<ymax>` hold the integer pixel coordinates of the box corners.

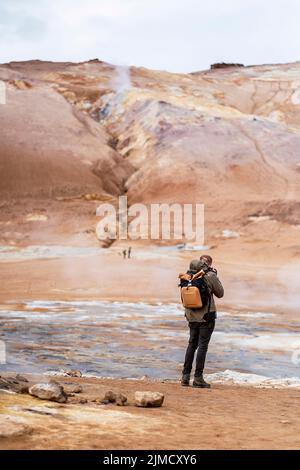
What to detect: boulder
<box><xmin>134</xmin><ymin>391</ymin><xmax>164</xmax><ymax>408</ymax></box>
<box><xmin>29</xmin><ymin>382</ymin><xmax>67</xmax><ymax>403</ymax></box>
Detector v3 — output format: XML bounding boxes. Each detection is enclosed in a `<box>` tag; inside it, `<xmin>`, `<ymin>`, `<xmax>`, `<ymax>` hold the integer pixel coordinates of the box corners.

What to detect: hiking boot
<box><xmin>192</xmin><ymin>375</ymin><xmax>211</xmax><ymax>388</ymax></box>
<box><xmin>181</xmin><ymin>374</ymin><xmax>190</xmax><ymax>387</ymax></box>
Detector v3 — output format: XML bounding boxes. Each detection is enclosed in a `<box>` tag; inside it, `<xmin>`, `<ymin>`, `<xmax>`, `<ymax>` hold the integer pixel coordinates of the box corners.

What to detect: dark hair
<box><xmin>200</xmin><ymin>254</ymin><xmax>213</xmax><ymax>266</ymax></box>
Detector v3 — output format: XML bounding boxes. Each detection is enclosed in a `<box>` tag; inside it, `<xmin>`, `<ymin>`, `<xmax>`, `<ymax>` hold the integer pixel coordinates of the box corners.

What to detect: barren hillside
<box><xmin>0</xmin><ymin>60</ymin><xmax>299</xmax><ymax>254</ymax></box>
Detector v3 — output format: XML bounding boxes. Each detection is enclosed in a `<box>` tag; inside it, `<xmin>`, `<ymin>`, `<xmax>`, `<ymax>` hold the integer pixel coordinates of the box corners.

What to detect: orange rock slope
<box><xmin>0</xmin><ymin>59</ymin><xmax>299</xmax><ymax>255</ymax></box>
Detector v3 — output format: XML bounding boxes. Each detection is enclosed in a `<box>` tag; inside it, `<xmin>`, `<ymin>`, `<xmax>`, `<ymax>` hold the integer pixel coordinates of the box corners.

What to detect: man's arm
<box><xmin>206</xmin><ymin>272</ymin><xmax>224</xmax><ymax>298</ymax></box>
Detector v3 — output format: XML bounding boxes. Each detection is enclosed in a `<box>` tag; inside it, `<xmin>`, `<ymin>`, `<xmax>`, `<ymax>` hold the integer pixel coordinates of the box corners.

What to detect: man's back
<box><xmin>184</xmin><ymin>264</ymin><xmax>224</xmax><ymax>323</ymax></box>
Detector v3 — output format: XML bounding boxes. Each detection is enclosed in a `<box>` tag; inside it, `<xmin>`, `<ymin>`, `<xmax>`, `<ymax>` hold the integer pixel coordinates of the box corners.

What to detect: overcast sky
<box><xmin>0</xmin><ymin>0</ymin><xmax>299</xmax><ymax>72</ymax></box>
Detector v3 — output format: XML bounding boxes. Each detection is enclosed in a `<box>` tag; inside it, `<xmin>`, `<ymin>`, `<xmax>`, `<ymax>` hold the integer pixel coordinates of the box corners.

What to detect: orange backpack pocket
<box><xmin>181</xmin><ymin>285</ymin><xmax>203</xmax><ymax>309</ymax></box>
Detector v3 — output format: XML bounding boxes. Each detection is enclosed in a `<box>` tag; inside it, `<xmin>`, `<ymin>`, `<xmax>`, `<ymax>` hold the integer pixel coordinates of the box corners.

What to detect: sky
<box><xmin>0</xmin><ymin>0</ymin><xmax>299</xmax><ymax>73</ymax></box>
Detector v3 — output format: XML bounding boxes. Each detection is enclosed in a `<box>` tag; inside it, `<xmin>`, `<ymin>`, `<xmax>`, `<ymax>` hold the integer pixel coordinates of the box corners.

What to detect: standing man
<box><xmin>181</xmin><ymin>255</ymin><xmax>224</xmax><ymax>388</ymax></box>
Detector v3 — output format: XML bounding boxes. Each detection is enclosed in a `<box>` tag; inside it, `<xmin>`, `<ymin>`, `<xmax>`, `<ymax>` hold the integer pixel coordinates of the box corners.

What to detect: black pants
<box><xmin>182</xmin><ymin>320</ymin><xmax>215</xmax><ymax>377</ymax></box>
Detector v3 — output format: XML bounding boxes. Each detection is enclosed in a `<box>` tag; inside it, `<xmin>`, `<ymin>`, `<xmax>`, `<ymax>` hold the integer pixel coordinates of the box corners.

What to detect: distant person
<box><xmin>128</xmin><ymin>246</ymin><xmax>132</xmax><ymax>259</ymax></box>
<box><xmin>179</xmin><ymin>255</ymin><xmax>224</xmax><ymax>388</ymax></box>
<box><xmin>122</xmin><ymin>249</ymin><xmax>127</xmax><ymax>259</ymax></box>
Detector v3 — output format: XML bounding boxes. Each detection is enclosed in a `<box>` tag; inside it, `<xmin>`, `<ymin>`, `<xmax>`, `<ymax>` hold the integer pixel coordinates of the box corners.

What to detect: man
<box><xmin>181</xmin><ymin>255</ymin><xmax>224</xmax><ymax>388</ymax></box>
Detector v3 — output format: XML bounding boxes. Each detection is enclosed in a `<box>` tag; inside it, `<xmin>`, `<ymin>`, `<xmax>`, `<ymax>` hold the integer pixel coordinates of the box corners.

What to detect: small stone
<box><xmin>79</xmin><ymin>398</ymin><xmax>88</xmax><ymax>404</ymax></box>
<box><xmin>116</xmin><ymin>393</ymin><xmax>127</xmax><ymax>406</ymax></box>
<box><xmin>16</xmin><ymin>374</ymin><xmax>29</xmax><ymax>383</ymax></box>
<box><xmin>100</xmin><ymin>399</ymin><xmax>110</xmax><ymax>405</ymax></box>
<box><xmin>29</xmin><ymin>382</ymin><xmax>67</xmax><ymax>403</ymax></box>
<box><xmin>134</xmin><ymin>391</ymin><xmax>164</xmax><ymax>408</ymax></box>
<box><xmin>64</xmin><ymin>370</ymin><xmax>82</xmax><ymax>378</ymax></box>
<box><xmin>66</xmin><ymin>396</ymin><xmax>87</xmax><ymax>404</ymax></box>
<box><xmin>103</xmin><ymin>390</ymin><xmax>117</xmax><ymax>403</ymax></box>
<box><xmin>65</xmin><ymin>384</ymin><xmax>83</xmax><ymax>394</ymax></box>
<box><xmin>92</xmin><ymin>398</ymin><xmax>107</xmax><ymax>405</ymax></box>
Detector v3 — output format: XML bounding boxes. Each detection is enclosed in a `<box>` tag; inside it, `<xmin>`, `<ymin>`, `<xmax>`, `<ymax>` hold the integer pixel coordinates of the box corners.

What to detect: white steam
<box><xmin>111</xmin><ymin>65</ymin><xmax>131</xmax><ymax>95</ymax></box>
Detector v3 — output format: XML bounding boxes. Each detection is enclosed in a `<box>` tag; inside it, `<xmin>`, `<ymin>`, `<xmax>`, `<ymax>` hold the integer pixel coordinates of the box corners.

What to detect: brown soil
<box><xmin>1</xmin><ymin>375</ymin><xmax>300</xmax><ymax>450</ymax></box>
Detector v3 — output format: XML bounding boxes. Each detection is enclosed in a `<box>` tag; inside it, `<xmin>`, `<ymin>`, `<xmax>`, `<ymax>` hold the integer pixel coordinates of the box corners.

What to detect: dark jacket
<box><xmin>184</xmin><ymin>260</ymin><xmax>224</xmax><ymax>323</ymax></box>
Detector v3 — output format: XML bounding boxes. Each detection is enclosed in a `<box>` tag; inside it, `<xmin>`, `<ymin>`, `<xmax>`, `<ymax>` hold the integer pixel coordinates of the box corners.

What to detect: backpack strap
<box><xmin>207</xmin><ymin>292</ymin><xmax>211</xmax><ymax>314</ymax></box>
<box><xmin>202</xmin><ymin>274</ymin><xmax>212</xmax><ymax>314</ymax></box>
<box><xmin>191</xmin><ymin>269</ymin><xmax>205</xmax><ymax>281</ymax></box>
<box><xmin>178</xmin><ymin>273</ymin><xmax>192</xmax><ymax>281</ymax></box>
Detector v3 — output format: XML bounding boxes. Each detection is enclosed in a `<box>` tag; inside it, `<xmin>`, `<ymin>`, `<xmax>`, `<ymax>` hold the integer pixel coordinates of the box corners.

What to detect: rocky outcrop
<box><xmin>210</xmin><ymin>62</ymin><xmax>244</xmax><ymax>69</ymax></box>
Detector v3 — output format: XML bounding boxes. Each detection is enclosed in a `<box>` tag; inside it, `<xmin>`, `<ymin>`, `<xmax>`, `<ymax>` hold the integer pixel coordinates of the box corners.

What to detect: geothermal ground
<box><xmin>0</xmin><ymin>59</ymin><xmax>300</xmax><ymax>449</ymax></box>
<box><xmin>1</xmin><ymin>374</ymin><xmax>300</xmax><ymax>450</ymax></box>
<box><xmin>0</xmin><ymin>59</ymin><xmax>300</xmax><ymax>256</ymax></box>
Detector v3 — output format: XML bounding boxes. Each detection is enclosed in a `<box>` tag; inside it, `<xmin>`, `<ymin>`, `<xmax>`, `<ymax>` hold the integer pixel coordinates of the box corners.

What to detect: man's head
<box><xmin>189</xmin><ymin>259</ymin><xmax>201</xmax><ymax>273</ymax></box>
<box><xmin>200</xmin><ymin>254</ymin><xmax>213</xmax><ymax>267</ymax></box>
